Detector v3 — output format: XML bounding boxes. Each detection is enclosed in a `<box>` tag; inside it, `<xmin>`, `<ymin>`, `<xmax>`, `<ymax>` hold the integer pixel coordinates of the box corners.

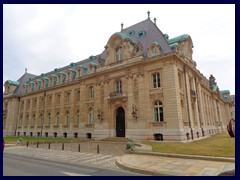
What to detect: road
<box><xmin>3</xmin><ymin>153</ymin><xmax>145</xmax><ymax>176</ymax></box>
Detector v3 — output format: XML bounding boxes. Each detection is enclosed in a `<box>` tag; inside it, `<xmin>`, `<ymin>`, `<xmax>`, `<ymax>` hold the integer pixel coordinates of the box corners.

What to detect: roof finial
<box><xmin>25</xmin><ymin>68</ymin><xmax>27</xmax><ymax>73</ymax></box>
<box><xmin>121</xmin><ymin>23</ymin><xmax>124</xmax><ymax>31</ymax></box>
<box><xmin>147</xmin><ymin>10</ymin><xmax>150</xmax><ymax>19</ymax></box>
<box><xmin>154</xmin><ymin>17</ymin><xmax>156</xmax><ymax>25</ymax></box>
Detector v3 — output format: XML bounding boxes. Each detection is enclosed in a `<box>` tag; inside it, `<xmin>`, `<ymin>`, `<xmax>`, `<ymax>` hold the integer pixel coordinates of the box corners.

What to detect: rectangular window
<box><xmin>116</xmin><ymin>80</ymin><xmax>122</xmax><ymax>94</ymax></box>
<box><xmin>76</xmin><ymin>90</ymin><xmax>80</xmax><ymax>102</ymax></box>
<box><xmin>115</xmin><ymin>48</ymin><xmax>122</xmax><ymax>61</ymax></box>
<box><xmin>56</xmin><ymin>94</ymin><xmax>61</xmax><ymax>104</ymax></box>
<box><xmin>89</xmin><ymin>86</ymin><xmax>94</xmax><ymax>98</ymax></box>
<box><xmin>153</xmin><ymin>73</ymin><xmax>161</xmax><ymax>88</ymax></box>
<box><xmin>67</xmin><ymin>93</ymin><xmax>70</xmax><ymax>103</ymax></box>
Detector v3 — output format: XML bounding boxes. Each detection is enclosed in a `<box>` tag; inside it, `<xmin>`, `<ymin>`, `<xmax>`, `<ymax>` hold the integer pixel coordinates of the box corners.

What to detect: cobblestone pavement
<box><xmin>4</xmin><ymin>146</ymin><xmax>122</xmax><ymax>170</ymax></box>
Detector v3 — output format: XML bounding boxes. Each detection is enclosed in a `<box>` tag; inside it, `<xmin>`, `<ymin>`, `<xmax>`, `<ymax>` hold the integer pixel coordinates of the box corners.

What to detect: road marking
<box><xmin>60</xmin><ymin>171</ymin><xmax>90</xmax><ymax>176</ymax></box>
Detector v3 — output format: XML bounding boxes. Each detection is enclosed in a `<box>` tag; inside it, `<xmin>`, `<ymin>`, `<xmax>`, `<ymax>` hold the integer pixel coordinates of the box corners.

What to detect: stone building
<box><xmin>3</xmin><ymin>12</ymin><xmax>234</xmax><ymax>141</ymax></box>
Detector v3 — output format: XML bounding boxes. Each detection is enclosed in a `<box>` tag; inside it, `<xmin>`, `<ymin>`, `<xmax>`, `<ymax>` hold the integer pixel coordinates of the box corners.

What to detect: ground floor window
<box><xmin>154</xmin><ymin>100</ymin><xmax>164</xmax><ymax>122</ymax></box>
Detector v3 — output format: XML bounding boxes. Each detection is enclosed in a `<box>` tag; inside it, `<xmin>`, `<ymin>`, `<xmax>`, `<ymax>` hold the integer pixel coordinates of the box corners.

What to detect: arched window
<box><xmin>48</xmin><ymin>113</ymin><xmax>51</xmax><ymax>126</ymax></box>
<box><xmin>154</xmin><ymin>100</ymin><xmax>164</xmax><ymax>122</ymax></box>
<box><xmin>115</xmin><ymin>80</ymin><xmax>122</xmax><ymax>94</ymax></box>
<box><xmin>89</xmin><ymin>108</ymin><xmax>94</xmax><ymax>125</ymax></box>
<box><xmin>115</xmin><ymin>47</ymin><xmax>122</xmax><ymax>61</ymax></box>
<box><xmin>76</xmin><ymin>110</ymin><xmax>80</xmax><ymax>125</ymax></box>
<box><xmin>65</xmin><ymin>111</ymin><xmax>70</xmax><ymax>125</ymax></box>
<box><xmin>153</xmin><ymin>73</ymin><xmax>161</xmax><ymax>88</ymax></box>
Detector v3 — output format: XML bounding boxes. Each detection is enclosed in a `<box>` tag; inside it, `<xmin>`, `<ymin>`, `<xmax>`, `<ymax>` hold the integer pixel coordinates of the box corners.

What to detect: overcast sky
<box><xmin>3</xmin><ymin>4</ymin><xmax>235</xmax><ymax>94</ymax></box>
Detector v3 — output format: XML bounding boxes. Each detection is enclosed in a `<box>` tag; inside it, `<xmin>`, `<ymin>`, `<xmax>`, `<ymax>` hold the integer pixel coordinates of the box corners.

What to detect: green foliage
<box><xmin>144</xmin><ymin>133</ymin><xmax>235</xmax><ymax>157</ymax></box>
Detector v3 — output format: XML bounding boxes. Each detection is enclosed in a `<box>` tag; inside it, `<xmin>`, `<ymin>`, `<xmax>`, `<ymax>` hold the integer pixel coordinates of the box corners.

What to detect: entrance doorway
<box><xmin>116</xmin><ymin>107</ymin><xmax>125</xmax><ymax>137</ymax></box>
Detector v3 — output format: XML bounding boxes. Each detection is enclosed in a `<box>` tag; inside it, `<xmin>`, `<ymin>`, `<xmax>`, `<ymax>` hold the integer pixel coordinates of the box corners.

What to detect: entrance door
<box><xmin>116</xmin><ymin>107</ymin><xmax>125</xmax><ymax>137</ymax></box>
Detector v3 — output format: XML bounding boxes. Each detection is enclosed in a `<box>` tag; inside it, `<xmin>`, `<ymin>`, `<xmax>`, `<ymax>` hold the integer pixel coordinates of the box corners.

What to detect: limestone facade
<box><xmin>3</xmin><ymin>17</ymin><xmax>234</xmax><ymax>141</ymax></box>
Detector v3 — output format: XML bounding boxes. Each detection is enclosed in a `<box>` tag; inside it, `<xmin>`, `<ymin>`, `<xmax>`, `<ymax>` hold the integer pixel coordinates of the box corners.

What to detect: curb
<box><xmin>115</xmin><ymin>157</ymin><xmax>174</xmax><ymax>176</ymax></box>
<box><xmin>130</xmin><ymin>151</ymin><xmax>235</xmax><ymax>163</ymax></box>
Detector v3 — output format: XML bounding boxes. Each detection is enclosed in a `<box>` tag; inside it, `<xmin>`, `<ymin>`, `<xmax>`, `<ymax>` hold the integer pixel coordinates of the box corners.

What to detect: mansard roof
<box><xmin>6</xmin><ymin>80</ymin><xmax>20</xmax><ymax>86</ymax></box>
<box><xmin>13</xmin><ymin>72</ymin><xmax>37</xmax><ymax>96</ymax></box>
<box><xmin>11</xmin><ymin>17</ymin><xmax>193</xmax><ymax>96</ymax></box>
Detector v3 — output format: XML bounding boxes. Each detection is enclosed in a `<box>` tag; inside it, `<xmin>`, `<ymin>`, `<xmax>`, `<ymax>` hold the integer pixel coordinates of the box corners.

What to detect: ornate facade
<box><xmin>3</xmin><ymin>13</ymin><xmax>234</xmax><ymax>141</ymax></box>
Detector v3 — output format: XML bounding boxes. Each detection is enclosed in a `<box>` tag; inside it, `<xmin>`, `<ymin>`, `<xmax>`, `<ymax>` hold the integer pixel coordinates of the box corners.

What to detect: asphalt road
<box><xmin>3</xmin><ymin>153</ymin><xmax>145</xmax><ymax>176</ymax></box>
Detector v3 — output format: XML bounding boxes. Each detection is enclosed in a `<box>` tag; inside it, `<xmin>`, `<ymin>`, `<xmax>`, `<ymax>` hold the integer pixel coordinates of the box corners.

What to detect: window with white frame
<box><xmin>115</xmin><ymin>47</ymin><xmax>122</xmax><ymax>61</ymax></box>
<box><xmin>154</xmin><ymin>100</ymin><xmax>164</xmax><ymax>122</ymax></box>
<box><xmin>65</xmin><ymin>111</ymin><xmax>70</xmax><ymax>125</ymax></box>
<box><xmin>76</xmin><ymin>110</ymin><xmax>80</xmax><ymax>125</ymax></box>
<box><xmin>115</xmin><ymin>80</ymin><xmax>122</xmax><ymax>94</ymax></box>
<box><xmin>89</xmin><ymin>108</ymin><xmax>94</xmax><ymax>124</ymax></box>
<box><xmin>153</xmin><ymin>73</ymin><xmax>161</xmax><ymax>88</ymax></box>
<box><xmin>89</xmin><ymin>86</ymin><xmax>94</xmax><ymax>98</ymax></box>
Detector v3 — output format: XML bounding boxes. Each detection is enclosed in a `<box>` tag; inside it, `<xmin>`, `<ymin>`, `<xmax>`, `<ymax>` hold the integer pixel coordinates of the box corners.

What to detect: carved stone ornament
<box><xmin>131</xmin><ymin>42</ymin><xmax>143</xmax><ymax>57</ymax></box>
<box><xmin>97</xmin><ymin>56</ymin><xmax>105</xmax><ymax>67</ymax></box>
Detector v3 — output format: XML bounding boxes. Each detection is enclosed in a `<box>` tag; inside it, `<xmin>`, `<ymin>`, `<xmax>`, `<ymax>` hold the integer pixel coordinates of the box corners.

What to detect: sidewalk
<box><xmin>116</xmin><ymin>152</ymin><xmax>235</xmax><ymax>176</ymax></box>
<box><xmin>4</xmin><ymin>143</ymin><xmax>235</xmax><ymax>176</ymax></box>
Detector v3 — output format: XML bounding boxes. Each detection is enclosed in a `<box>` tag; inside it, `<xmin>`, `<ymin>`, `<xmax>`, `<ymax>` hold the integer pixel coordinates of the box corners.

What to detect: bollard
<box><xmin>97</xmin><ymin>144</ymin><xmax>100</xmax><ymax>154</ymax></box>
<box><xmin>62</xmin><ymin>143</ymin><xmax>64</xmax><ymax>150</ymax></box>
<box><xmin>26</xmin><ymin>141</ymin><xmax>29</xmax><ymax>147</ymax></box>
<box><xmin>37</xmin><ymin>142</ymin><xmax>39</xmax><ymax>148</ymax></box>
<box><xmin>48</xmin><ymin>142</ymin><xmax>50</xmax><ymax>149</ymax></box>
<box><xmin>78</xmin><ymin>144</ymin><xmax>81</xmax><ymax>152</ymax></box>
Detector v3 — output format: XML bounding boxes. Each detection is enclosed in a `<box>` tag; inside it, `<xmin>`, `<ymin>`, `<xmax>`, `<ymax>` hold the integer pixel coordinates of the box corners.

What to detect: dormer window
<box><xmin>152</xmin><ymin>47</ymin><xmax>157</xmax><ymax>55</ymax></box>
<box><xmin>137</xmin><ymin>31</ymin><xmax>146</xmax><ymax>38</ymax></box>
<box><xmin>128</xmin><ymin>30</ymin><xmax>135</xmax><ymax>36</ymax></box>
<box><xmin>115</xmin><ymin>47</ymin><xmax>122</xmax><ymax>61</ymax></box>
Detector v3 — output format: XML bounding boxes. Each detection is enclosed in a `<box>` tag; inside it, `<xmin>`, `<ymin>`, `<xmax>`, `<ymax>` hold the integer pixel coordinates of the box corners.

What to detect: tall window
<box><xmin>89</xmin><ymin>108</ymin><xmax>94</xmax><ymax>124</ymax></box>
<box><xmin>178</xmin><ymin>72</ymin><xmax>182</xmax><ymax>89</ymax></box>
<box><xmin>153</xmin><ymin>73</ymin><xmax>161</xmax><ymax>88</ymax></box>
<box><xmin>65</xmin><ymin>111</ymin><xmax>70</xmax><ymax>125</ymax></box>
<box><xmin>66</xmin><ymin>93</ymin><xmax>70</xmax><ymax>103</ymax></box>
<box><xmin>154</xmin><ymin>100</ymin><xmax>164</xmax><ymax>122</ymax></box>
<box><xmin>56</xmin><ymin>112</ymin><xmax>60</xmax><ymax>125</ymax></box>
<box><xmin>115</xmin><ymin>48</ymin><xmax>122</xmax><ymax>61</ymax></box>
<box><xmin>48</xmin><ymin>113</ymin><xmax>51</xmax><ymax>126</ymax></box>
<box><xmin>56</xmin><ymin>94</ymin><xmax>61</xmax><ymax>104</ymax></box>
<box><xmin>76</xmin><ymin>90</ymin><xmax>80</xmax><ymax>102</ymax></box>
<box><xmin>89</xmin><ymin>86</ymin><xmax>94</xmax><ymax>98</ymax></box>
<box><xmin>116</xmin><ymin>80</ymin><xmax>122</xmax><ymax>93</ymax></box>
<box><xmin>26</xmin><ymin>115</ymin><xmax>29</xmax><ymax>126</ymax></box>
<box><xmin>33</xmin><ymin>114</ymin><xmax>36</xmax><ymax>126</ymax></box>
<box><xmin>40</xmin><ymin>114</ymin><xmax>44</xmax><ymax>126</ymax></box>
<box><xmin>76</xmin><ymin>110</ymin><xmax>80</xmax><ymax>125</ymax></box>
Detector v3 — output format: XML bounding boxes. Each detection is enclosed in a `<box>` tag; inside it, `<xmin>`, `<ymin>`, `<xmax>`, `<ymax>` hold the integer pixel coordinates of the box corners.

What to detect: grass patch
<box><xmin>4</xmin><ymin>137</ymin><xmax>86</xmax><ymax>143</ymax></box>
<box><xmin>144</xmin><ymin>132</ymin><xmax>235</xmax><ymax>157</ymax></box>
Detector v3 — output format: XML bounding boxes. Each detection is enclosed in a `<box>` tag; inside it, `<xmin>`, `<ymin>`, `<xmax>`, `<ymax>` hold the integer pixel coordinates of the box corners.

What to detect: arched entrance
<box><xmin>116</xmin><ymin>107</ymin><xmax>125</xmax><ymax>137</ymax></box>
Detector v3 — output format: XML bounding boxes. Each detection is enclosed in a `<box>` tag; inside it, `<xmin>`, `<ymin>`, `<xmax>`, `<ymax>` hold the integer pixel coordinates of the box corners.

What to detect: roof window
<box><xmin>137</xmin><ymin>31</ymin><xmax>146</xmax><ymax>38</ymax></box>
<box><xmin>128</xmin><ymin>30</ymin><xmax>135</xmax><ymax>36</ymax></box>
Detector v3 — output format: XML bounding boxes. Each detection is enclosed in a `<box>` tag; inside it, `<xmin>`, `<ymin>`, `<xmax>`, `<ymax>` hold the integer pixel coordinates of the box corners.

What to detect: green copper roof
<box><xmin>169</xmin><ymin>43</ymin><xmax>179</xmax><ymax>48</ymax></box>
<box><xmin>110</xmin><ymin>32</ymin><xmax>135</xmax><ymax>45</ymax></box>
<box><xmin>212</xmin><ymin>85</ymin><xmax>218</xmax><ymax>92</ymax></box>
<box><xmin>7</xmin><ymin>80</ymin><xmax>20</xmax><ymax>86</ymax></box>
<box><xmin>220</xmin><ymin>90</ymin><xmax>230</xmax><ymax>94</ymax></box>
<box><xmin>167</xmin><ymin>34</ymin><xmax>189</xmax><ymax>45</ymax></box>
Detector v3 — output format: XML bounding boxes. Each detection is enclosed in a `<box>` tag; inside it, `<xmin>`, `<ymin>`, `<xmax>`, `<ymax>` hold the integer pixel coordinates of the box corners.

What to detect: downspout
<box><xmin>183</xmin><ymin>65</ymin><xmax>193</xmax><ymax>140</ymax></box>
